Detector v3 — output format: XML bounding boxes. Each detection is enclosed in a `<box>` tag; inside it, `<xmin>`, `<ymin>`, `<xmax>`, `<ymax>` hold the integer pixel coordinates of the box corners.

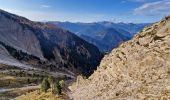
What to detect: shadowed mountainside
<box><xmin>0</xmin><ymin>9</ymin><xmax>103</xmax><ymax>76</ymax></box>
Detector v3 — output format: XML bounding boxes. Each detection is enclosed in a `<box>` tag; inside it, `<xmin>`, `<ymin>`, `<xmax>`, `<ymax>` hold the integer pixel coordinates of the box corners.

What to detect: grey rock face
<box><xmin>0</xmin><ymin>11</ymin><xmax>44</xmax><ymax>59</ymax></box>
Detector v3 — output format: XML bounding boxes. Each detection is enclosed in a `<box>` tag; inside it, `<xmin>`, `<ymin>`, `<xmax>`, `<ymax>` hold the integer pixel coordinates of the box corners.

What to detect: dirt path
<box><xmin>0</xmin><ymin>85</ymin><xmax>39</xmax><ymax>93</ymax></box>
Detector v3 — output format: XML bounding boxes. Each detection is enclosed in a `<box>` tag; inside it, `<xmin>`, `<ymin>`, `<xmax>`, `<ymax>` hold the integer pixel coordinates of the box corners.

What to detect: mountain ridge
<box><xmin>70</xmin><ymin>16</ymin><xmax>170</xmax><ymax>99</ymax></box>
<box><xmin>51</xmin><ymin>21</ymin><xmax>150</xmax><ymax>52</ymax></box>
<box><xmin>0</xmin><ymin>9</ymin><xmax>103</xmax><ymax>76</ymax></box>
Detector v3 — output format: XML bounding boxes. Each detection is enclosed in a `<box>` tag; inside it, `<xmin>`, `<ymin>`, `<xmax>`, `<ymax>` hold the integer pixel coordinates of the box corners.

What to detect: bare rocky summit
<box><xmin>70</xmin><ymin>16</ymin><xmax>170</xmax><ymax>99</ymax></box>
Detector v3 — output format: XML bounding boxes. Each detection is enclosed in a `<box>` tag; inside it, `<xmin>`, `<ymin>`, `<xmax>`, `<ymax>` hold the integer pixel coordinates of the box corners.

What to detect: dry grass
<box><xmin>18</xmin><ymin>89</ymin><xmax>68</xmax><ymax>100</ymax></box>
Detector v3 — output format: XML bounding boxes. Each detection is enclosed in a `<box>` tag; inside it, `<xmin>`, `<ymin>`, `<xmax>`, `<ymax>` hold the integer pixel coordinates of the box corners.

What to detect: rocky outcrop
<box><xmin>70</xmin><ymin>16</ymin><xmax>170</xmax><ymax>99</ymax></box>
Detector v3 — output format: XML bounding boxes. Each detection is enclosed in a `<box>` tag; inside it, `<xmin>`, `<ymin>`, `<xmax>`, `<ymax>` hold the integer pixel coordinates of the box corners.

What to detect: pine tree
<box><xmin>55</xmin><ymin>81</ymin><xmax>62</xmax><ymax>95</ymax></box>
<box><xmin>48</xmin><ymin>75</ymin><xmax>55</xmax><ymax>93</ymax></box>
<box><xmin>27</xmin><ymin>78</ymin><xmax>30</xmax><ymax>84</ymax></box>
<box><xmin>41</xmin><ymin>78</ymin><xmax>50</xmax><ymax>92</ymax></box>
<box><xmin>59</xmin><ymin>80</ymin><xmax>64</xmax><ymax>87</ymax></box>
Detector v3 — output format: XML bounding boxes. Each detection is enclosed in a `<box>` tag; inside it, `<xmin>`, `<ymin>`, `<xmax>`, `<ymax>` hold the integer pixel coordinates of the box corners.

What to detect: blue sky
<box><xmin>0</xmin><ymin>0</ymin><xmax>169</xmax><ymax>23</ymax></box>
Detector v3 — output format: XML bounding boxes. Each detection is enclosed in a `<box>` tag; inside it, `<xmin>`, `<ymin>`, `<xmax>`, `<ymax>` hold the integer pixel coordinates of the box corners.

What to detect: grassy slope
<box><xmin>18</xmin><ymin>89</ymin><xmax>69</xmax><ymax>100</ymax></box>
<box><xmin>0</xmin><ymin>64</ymin><xmax>44</xmax><ymax>99</ymax></box>
<box><xmin>0</xmin><ymin>64</ymin><xmax>73</xmax><ymax>99</ymax></box>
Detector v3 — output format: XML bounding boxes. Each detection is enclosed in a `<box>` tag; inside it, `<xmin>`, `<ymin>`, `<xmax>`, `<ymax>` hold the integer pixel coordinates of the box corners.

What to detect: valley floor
<box><xmin>0</xmin><ymin>64</ymin><xmax>75</xmax><ymax>100</ymax></box>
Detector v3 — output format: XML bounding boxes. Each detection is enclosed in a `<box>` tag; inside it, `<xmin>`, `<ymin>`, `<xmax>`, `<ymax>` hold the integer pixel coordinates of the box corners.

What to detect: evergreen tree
<box><xmin>41</xmin><ymin>78</ymin><xmax>50</xmax><ymax>92</ymax></box>
<box><xmin>59</xmin><ymin>80</ymin><xmax>64</xmax><ymax>87</ymax></box>
<box><xmin>55</xmin><ymin>81</ymin><xmax>62</xmax><ymax>95</ymax></box>
<box><xmin>27</xmin><ymin>78</ymin><xmax>30</xmax><ymax>84</ymax></box>
<box><xmin>48</xmin><ymin>75</ymin><xmax>55</xmax><ymax>93</ymax></box>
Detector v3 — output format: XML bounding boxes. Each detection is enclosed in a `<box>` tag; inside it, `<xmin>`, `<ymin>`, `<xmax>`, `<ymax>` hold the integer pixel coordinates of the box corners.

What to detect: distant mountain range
<box><xmin>0</xmin><ymin>9</ymin><xmax>103</xmax><ymax>76</ymax></box>
<box><xmin>51</xmin><ymin>21</ymin><xmax>150</xmax><ymax>52</ymax></box>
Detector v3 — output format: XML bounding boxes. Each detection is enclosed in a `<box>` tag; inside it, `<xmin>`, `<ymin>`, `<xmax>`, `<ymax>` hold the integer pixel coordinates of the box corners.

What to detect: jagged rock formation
<box><xmin>70</xmin><ymin>16</ymin><xmax>170</xmax><ymax>99</ymax></box>
<box><xmin>0</xmin><ymin>9</ymin><xmax>103</xmax><ymax>76</ymax></box>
